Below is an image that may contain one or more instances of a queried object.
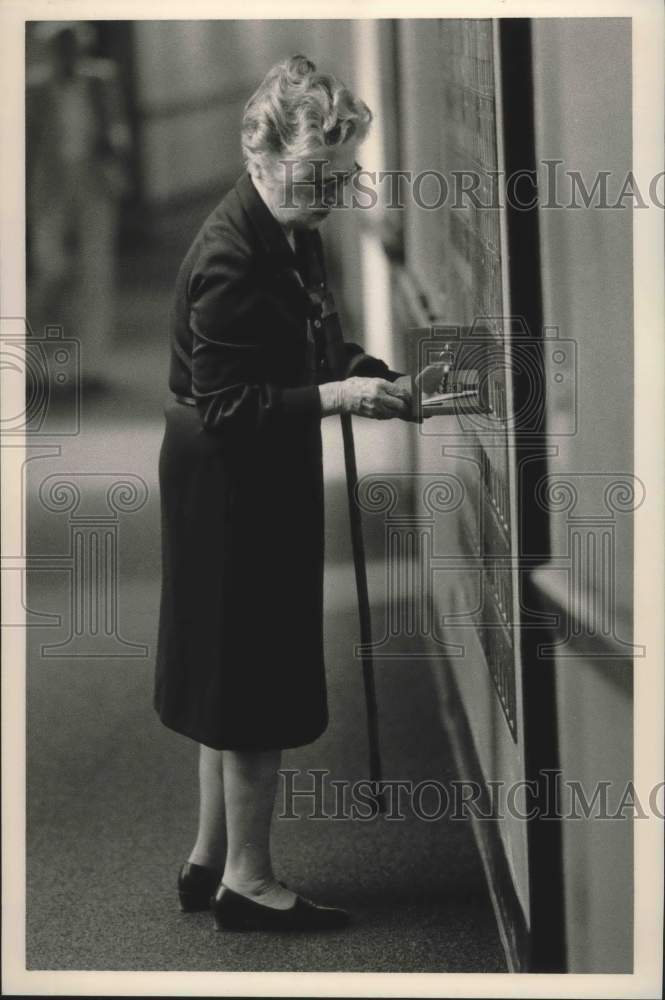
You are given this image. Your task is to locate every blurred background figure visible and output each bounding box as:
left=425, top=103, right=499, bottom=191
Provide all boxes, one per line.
left=26, top=21, right=132, bottom=394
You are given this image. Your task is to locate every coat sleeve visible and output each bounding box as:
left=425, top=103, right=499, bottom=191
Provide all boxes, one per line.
left=189, top=231, right=322, bottom=435
left=342, top=343, right=403, bottom=382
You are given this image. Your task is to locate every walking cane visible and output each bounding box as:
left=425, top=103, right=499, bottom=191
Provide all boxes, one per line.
left=312, top=289, right=388, bottom=815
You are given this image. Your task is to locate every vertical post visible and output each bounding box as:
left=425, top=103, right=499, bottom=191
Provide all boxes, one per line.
left=352, top=20, right=393, bottom=364
left=498, top=17, right=566, bottom=971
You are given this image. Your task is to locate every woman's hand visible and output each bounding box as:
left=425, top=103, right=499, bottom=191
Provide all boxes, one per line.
left=343, top=377, right=410, bottom=419
left=319, top=378, right=410, bottom=420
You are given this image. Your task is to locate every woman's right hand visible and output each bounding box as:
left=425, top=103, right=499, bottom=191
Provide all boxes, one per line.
left=319, top=378, right=410, bottom=420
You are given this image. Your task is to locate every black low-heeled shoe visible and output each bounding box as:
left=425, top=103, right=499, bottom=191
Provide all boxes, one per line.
left=177, top=862, right=223, bottom=912
left=212, top=883, right=350, bottom=932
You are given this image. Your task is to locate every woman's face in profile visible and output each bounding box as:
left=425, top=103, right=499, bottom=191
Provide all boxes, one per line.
left=269, top=138, right=361, bottom=230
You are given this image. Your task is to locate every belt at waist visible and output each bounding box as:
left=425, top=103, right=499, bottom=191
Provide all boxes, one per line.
left=173, top=393, right=196, bottom=407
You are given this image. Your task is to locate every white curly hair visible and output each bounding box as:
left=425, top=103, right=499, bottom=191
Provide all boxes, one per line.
left=241, top=54, right=372, bottom=179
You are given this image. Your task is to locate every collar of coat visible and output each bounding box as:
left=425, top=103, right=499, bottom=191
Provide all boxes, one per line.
left=235, top=169, right=324, bottom=273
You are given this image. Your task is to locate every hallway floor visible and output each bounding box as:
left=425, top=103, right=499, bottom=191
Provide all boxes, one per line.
left=23, top=239, right=506, bottom=973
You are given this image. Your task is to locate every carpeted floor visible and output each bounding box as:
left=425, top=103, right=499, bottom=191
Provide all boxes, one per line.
left=26, top=586, right=505, bottom=973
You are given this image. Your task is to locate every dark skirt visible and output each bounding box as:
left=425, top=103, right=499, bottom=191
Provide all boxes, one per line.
left=153, top=397, right=328, bottom=750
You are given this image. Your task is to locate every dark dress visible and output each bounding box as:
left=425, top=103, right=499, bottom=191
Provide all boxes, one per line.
left=154, top=170, right=399, bottom=751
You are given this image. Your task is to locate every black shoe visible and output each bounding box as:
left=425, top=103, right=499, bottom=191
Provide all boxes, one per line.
left=212, top=883, right=350, bottom=932
left=177, top=861, right=223, bottom=912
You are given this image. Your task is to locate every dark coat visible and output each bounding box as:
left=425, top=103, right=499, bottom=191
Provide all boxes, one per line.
left=154, top=170, right=398, bottom=751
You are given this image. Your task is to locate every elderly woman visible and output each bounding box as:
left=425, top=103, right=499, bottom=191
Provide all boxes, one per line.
left=154, top=54, right=412, bottom=932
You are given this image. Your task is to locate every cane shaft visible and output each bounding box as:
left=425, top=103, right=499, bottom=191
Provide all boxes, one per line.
left=320, top=300, right=386, bottom=809
left=339, top=413, right=384, bottom=793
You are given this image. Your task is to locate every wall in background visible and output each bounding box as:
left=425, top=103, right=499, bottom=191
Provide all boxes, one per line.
left=131, top=19, right=370, bottom=339
left=386, top=17, right=635, bottom=971
left=395, top=17, right=533, bottom=929
left=531, top=17, right=634, bottom=973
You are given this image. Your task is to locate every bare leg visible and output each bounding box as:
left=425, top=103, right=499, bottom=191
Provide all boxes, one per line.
left=221, top=748, right=295, bottom=909
left=187, top=744, right=227, bottom=870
